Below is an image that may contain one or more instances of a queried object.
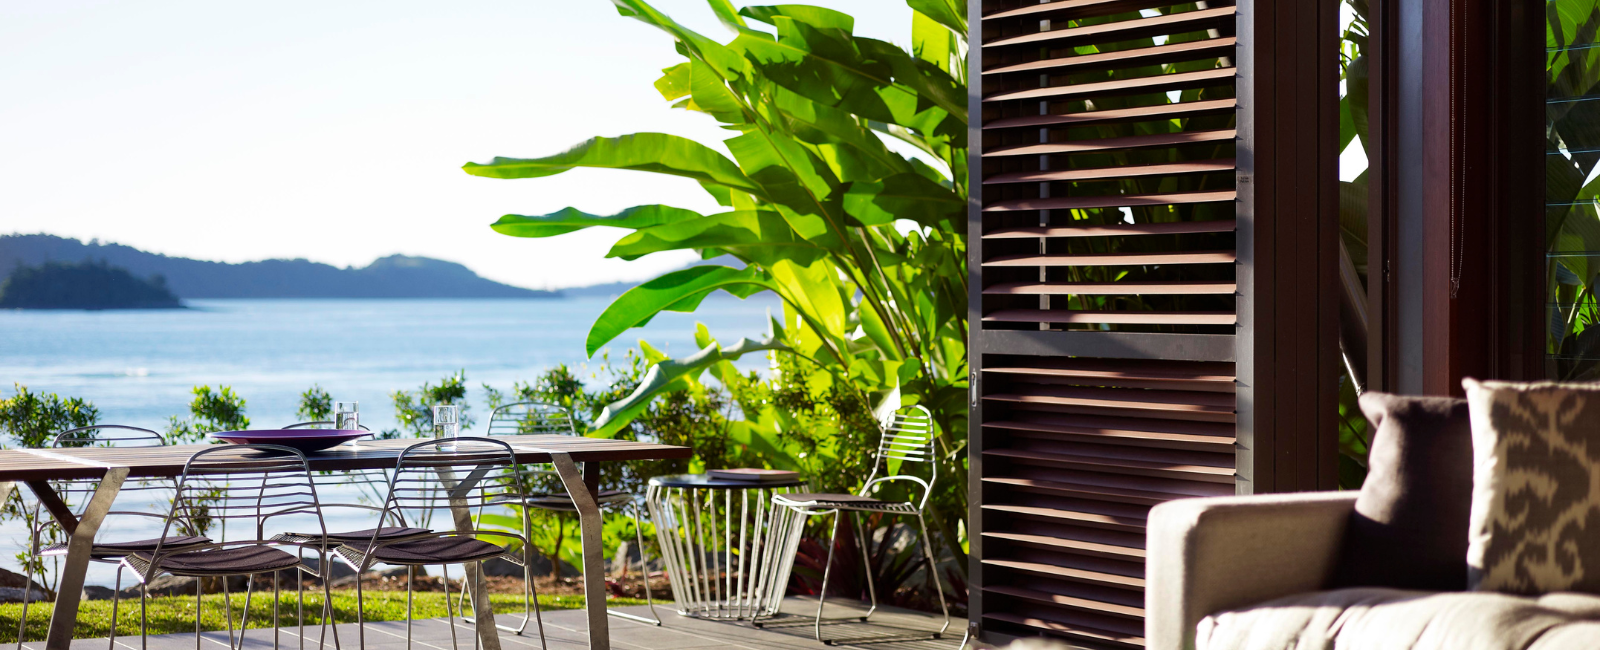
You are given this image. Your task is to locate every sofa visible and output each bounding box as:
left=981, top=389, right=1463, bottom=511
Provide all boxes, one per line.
left=1145, top=386, right=1600, bottom=650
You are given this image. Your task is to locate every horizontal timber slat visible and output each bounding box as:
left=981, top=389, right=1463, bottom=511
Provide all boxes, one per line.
left=983, top=476, right=1196, bottom=506
left=982, top=531, right=1146, bottom=559
left=982, top=310, right=1237, bottom=325
left=983, top=585, right=1146, bottom=619
left=985, top=38, right=1238, bottom=77
left=985, top=99, right=1237, bottom=130
left=984, top=250, right=1236, bottom=266
left=984, top=282, right=1237, bottom=296
left=982, top=0, right=1175, bottom=22
left=984, top=612, right=1146, bottom=647
left=986, top=448, right=1236, bottom=482
left=982, top=559, right=1145, bottom=588
left=981, top=504, right=1146, bottom=532
left=984, top=130, right=1236, bottom=158
left=986, top=67, right=1235, bottom=103
left=985, top=7, right=1237, bottom=50
left=983, top=419, right=1236, bottom=449
left=984, top=161, right=1236, bottom=185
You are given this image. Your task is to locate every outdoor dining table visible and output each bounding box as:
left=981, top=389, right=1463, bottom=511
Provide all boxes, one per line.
left=0, top=434, right=689, bottom=650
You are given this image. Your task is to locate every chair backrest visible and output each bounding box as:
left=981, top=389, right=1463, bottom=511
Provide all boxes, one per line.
left=160, top=445, right=326, bottom=546
left=368, top=437, right=528, bottom=553
left=34, top=426, right=168, bottom=537
left=485, top=402, right=576, bottom=436
left=861, top=405, right=938, bottom=508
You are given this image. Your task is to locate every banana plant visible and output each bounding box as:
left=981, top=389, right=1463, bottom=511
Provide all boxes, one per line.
left=1548, top=0, right=1600, bottom=380
left=464, top=0, right=971, bottom=570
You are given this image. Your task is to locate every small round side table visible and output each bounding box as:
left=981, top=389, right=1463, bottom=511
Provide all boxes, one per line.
left=645, top=473, right=809, bottom=620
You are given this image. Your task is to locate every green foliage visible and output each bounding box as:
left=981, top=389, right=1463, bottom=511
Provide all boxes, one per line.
left=0, top=590, right=632, bottom=642
left=1547, top=0, right=1600, bottom=379
left=0, top=384, right=99, bottom=449
left=386, top=371, right=474, bottom=439
left=165, top=386, right=248, bottom=445
left=466, top=0, right=971, bottom=574
left=1336, top=0, right=1372, bottom=488
left=297, top=385, right=333, bottom=421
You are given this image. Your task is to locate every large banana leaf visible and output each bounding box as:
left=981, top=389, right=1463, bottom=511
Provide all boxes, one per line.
left=463, top=133, right=764, bottom=198
left=606, top=209, right=827, bottom=266
left=590, top=335, right=789, bottom=437
left=491, top=205, right=703, bottom=238
left=585, top=264, right=774, bottom=356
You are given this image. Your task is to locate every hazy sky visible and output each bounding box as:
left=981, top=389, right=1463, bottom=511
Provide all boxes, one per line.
left=0, top=1, right=914, bottom=289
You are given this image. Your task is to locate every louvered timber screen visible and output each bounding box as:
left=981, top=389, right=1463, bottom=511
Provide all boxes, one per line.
left=971, top=1, right=1239, bottom=647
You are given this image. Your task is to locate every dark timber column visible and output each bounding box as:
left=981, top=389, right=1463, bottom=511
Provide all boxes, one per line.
left=1235, top=0, right=1341, bottom=493
left=969, top=1, right=1338, bottom=647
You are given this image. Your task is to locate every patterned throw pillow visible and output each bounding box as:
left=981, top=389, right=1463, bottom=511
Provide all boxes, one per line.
left=1462, top=378, right=1600, bottom=594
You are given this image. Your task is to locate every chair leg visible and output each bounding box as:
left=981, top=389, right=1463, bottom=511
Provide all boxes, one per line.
left=631, top=504, right=662, bottom=626
left=16, top=562, right=31, bottom=649
left=853, top=512, right=878, bottom=622
left=238, top=575, right=257, bottom=650
left=109, top=565, right=124, bottom=650
left=813, top=510, right=843, bottom=643
left=140, top=581, right=149, bottom=650
left=353, top=574, right=365, bottom=650
left=195, top=576, right=203, bottom=650
left=297, top=575, right=305, bottom=650
left=272, top=572, right=281, bottom=650
left=404, top=568, right=414, bottom=650
left=319, top=561, right=338, bottom=650
left=442, top=564, right=458, bottom=650
left=526, top=557, right=547, bottom=650
left=914, top=512, right=950, bottom=638
left=223, top=577, right=237, bottom=650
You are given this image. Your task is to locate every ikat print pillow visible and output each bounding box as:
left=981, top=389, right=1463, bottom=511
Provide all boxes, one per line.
left=1462, top=378, right=1600, bottom=594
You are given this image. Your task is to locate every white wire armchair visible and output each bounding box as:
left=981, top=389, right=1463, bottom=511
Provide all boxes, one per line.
left=768, top=404, right=950, bottom=645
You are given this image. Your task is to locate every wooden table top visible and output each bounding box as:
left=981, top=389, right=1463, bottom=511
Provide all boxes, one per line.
left=0, top=435, right=690, bottom=481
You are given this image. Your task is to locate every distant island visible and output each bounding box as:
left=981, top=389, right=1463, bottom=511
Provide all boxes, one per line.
left=0, top=234, right=555, bottom=299
left=0, top=260, right=183, bottom=310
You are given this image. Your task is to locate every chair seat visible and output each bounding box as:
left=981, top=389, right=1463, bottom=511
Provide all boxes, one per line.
left=133, top=545, right=302, bottom=577
left=773, top=492, right=917, bottom=513
left=521, top=489, right=632, bottom=512
left=42, top=535, right=211, bottom=559
left=371, top=537, right=507, bottom=565
left=283, top=526, right=431, bottom=544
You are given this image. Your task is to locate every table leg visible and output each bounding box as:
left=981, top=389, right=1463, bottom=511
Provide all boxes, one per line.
left=547, top=452, right=608, bottom=650
left=443, top=469, right=502, bottom=650
left=41, top=467, right=127, bottom=650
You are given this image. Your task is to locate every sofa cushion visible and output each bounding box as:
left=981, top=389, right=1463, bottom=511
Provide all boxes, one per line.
left=1197, top=587, right=1600, bottom=650
left=1332, top=392, right=1473, bottom=590
left=1463, top=379, right=1600, bottom=594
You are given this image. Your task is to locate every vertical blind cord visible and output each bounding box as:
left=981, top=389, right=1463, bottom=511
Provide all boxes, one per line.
left=1449, top=9, right=1465, bottom=300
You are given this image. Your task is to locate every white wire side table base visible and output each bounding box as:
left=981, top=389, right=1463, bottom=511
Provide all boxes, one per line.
left=645, top=474, right=809, bottom=620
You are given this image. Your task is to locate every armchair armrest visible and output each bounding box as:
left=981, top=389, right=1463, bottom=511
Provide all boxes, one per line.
left=1145, top=491, right=1358, bottom=650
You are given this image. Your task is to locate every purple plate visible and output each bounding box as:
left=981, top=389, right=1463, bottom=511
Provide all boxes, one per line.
left=208, top=429, right=370, bottom=453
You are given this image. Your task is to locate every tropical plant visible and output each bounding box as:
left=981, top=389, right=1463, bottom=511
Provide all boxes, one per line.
left=297, top=385, right=333, bottom=422
left=386, top=371, right=474, bottom=439
left=463, top=0, right=972, bottom=573
left=1547, top=0, right=1600, bottom=380
left=0, top=384, right=99, bottom=450
left=1336, top=0, right=1373, bottom=488
left=166, top=386, right=249, bottom=444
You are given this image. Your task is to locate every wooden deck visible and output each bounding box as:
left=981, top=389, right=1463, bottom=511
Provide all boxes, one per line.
left=46, top=598, right=967, bottom=650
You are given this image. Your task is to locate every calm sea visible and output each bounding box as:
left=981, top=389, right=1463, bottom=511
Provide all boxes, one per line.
left=0, top=296, right=778, bottom=586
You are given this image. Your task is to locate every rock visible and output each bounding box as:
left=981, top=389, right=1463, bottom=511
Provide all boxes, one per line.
left=297, top=556, right=357, bottom=582
left=0, top=587, right=51, bottom=603
left=0, top=567, right=49, bottom=596
left=480, top=557, right=523, bottom=578
left=81, top=585, right=117, bottom=601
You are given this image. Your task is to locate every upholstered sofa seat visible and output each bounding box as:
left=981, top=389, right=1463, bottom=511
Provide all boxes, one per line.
left=1197, top=587, right=1600, bottom=650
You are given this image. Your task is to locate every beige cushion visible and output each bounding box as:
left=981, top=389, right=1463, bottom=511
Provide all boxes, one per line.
left=1197, top=587, right=1600, bottom=650
left=1462, top=379, right=1600, bottom=594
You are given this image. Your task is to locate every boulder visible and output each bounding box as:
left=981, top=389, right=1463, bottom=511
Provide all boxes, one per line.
left=0, top=567, right=49, bottom=596
left=81, top=585, right=117, bottom=601
left=0, top=587, right=51, bottom=603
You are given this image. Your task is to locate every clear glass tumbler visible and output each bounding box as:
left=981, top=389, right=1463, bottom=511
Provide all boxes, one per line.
left=335, top=402, right=359, bottom=430
left=434, top=404, right=460, bottom=451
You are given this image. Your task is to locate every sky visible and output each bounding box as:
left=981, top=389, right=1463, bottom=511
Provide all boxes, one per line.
left=0, top=0, right=914, bottom=290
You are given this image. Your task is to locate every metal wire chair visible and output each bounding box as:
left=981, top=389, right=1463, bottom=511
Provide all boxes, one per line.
left=349, top=438, right=534, bottom=650
left=467, top=402, right=661, bottom=635
left=14, top=425, right=209, bottom=650
left=119, top=445, right=339, bottom=650
left=769, top=405, right=950, bottom=645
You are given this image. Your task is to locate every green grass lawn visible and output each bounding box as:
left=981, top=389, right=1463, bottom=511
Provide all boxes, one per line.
left=0, top=591, right=651, bottom=641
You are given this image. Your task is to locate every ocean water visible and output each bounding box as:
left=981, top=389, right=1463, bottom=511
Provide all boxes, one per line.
left=0, top=296, right=779, bottom=587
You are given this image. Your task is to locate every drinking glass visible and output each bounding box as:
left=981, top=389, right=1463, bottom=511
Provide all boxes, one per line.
left=335, top=402, right=359, bottom=430
left=434, top=404, right=460, bottom=451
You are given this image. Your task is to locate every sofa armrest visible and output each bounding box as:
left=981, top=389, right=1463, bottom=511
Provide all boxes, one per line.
left=1145, top=491, right=1358, bottom=650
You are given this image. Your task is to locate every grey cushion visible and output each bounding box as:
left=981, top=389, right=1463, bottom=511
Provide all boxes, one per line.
left=1198, top=587, right=1600, bottom=650
left=1333, top=392, right=1473, bottom=590
left=1463, top=379, right=1600, bottom=594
